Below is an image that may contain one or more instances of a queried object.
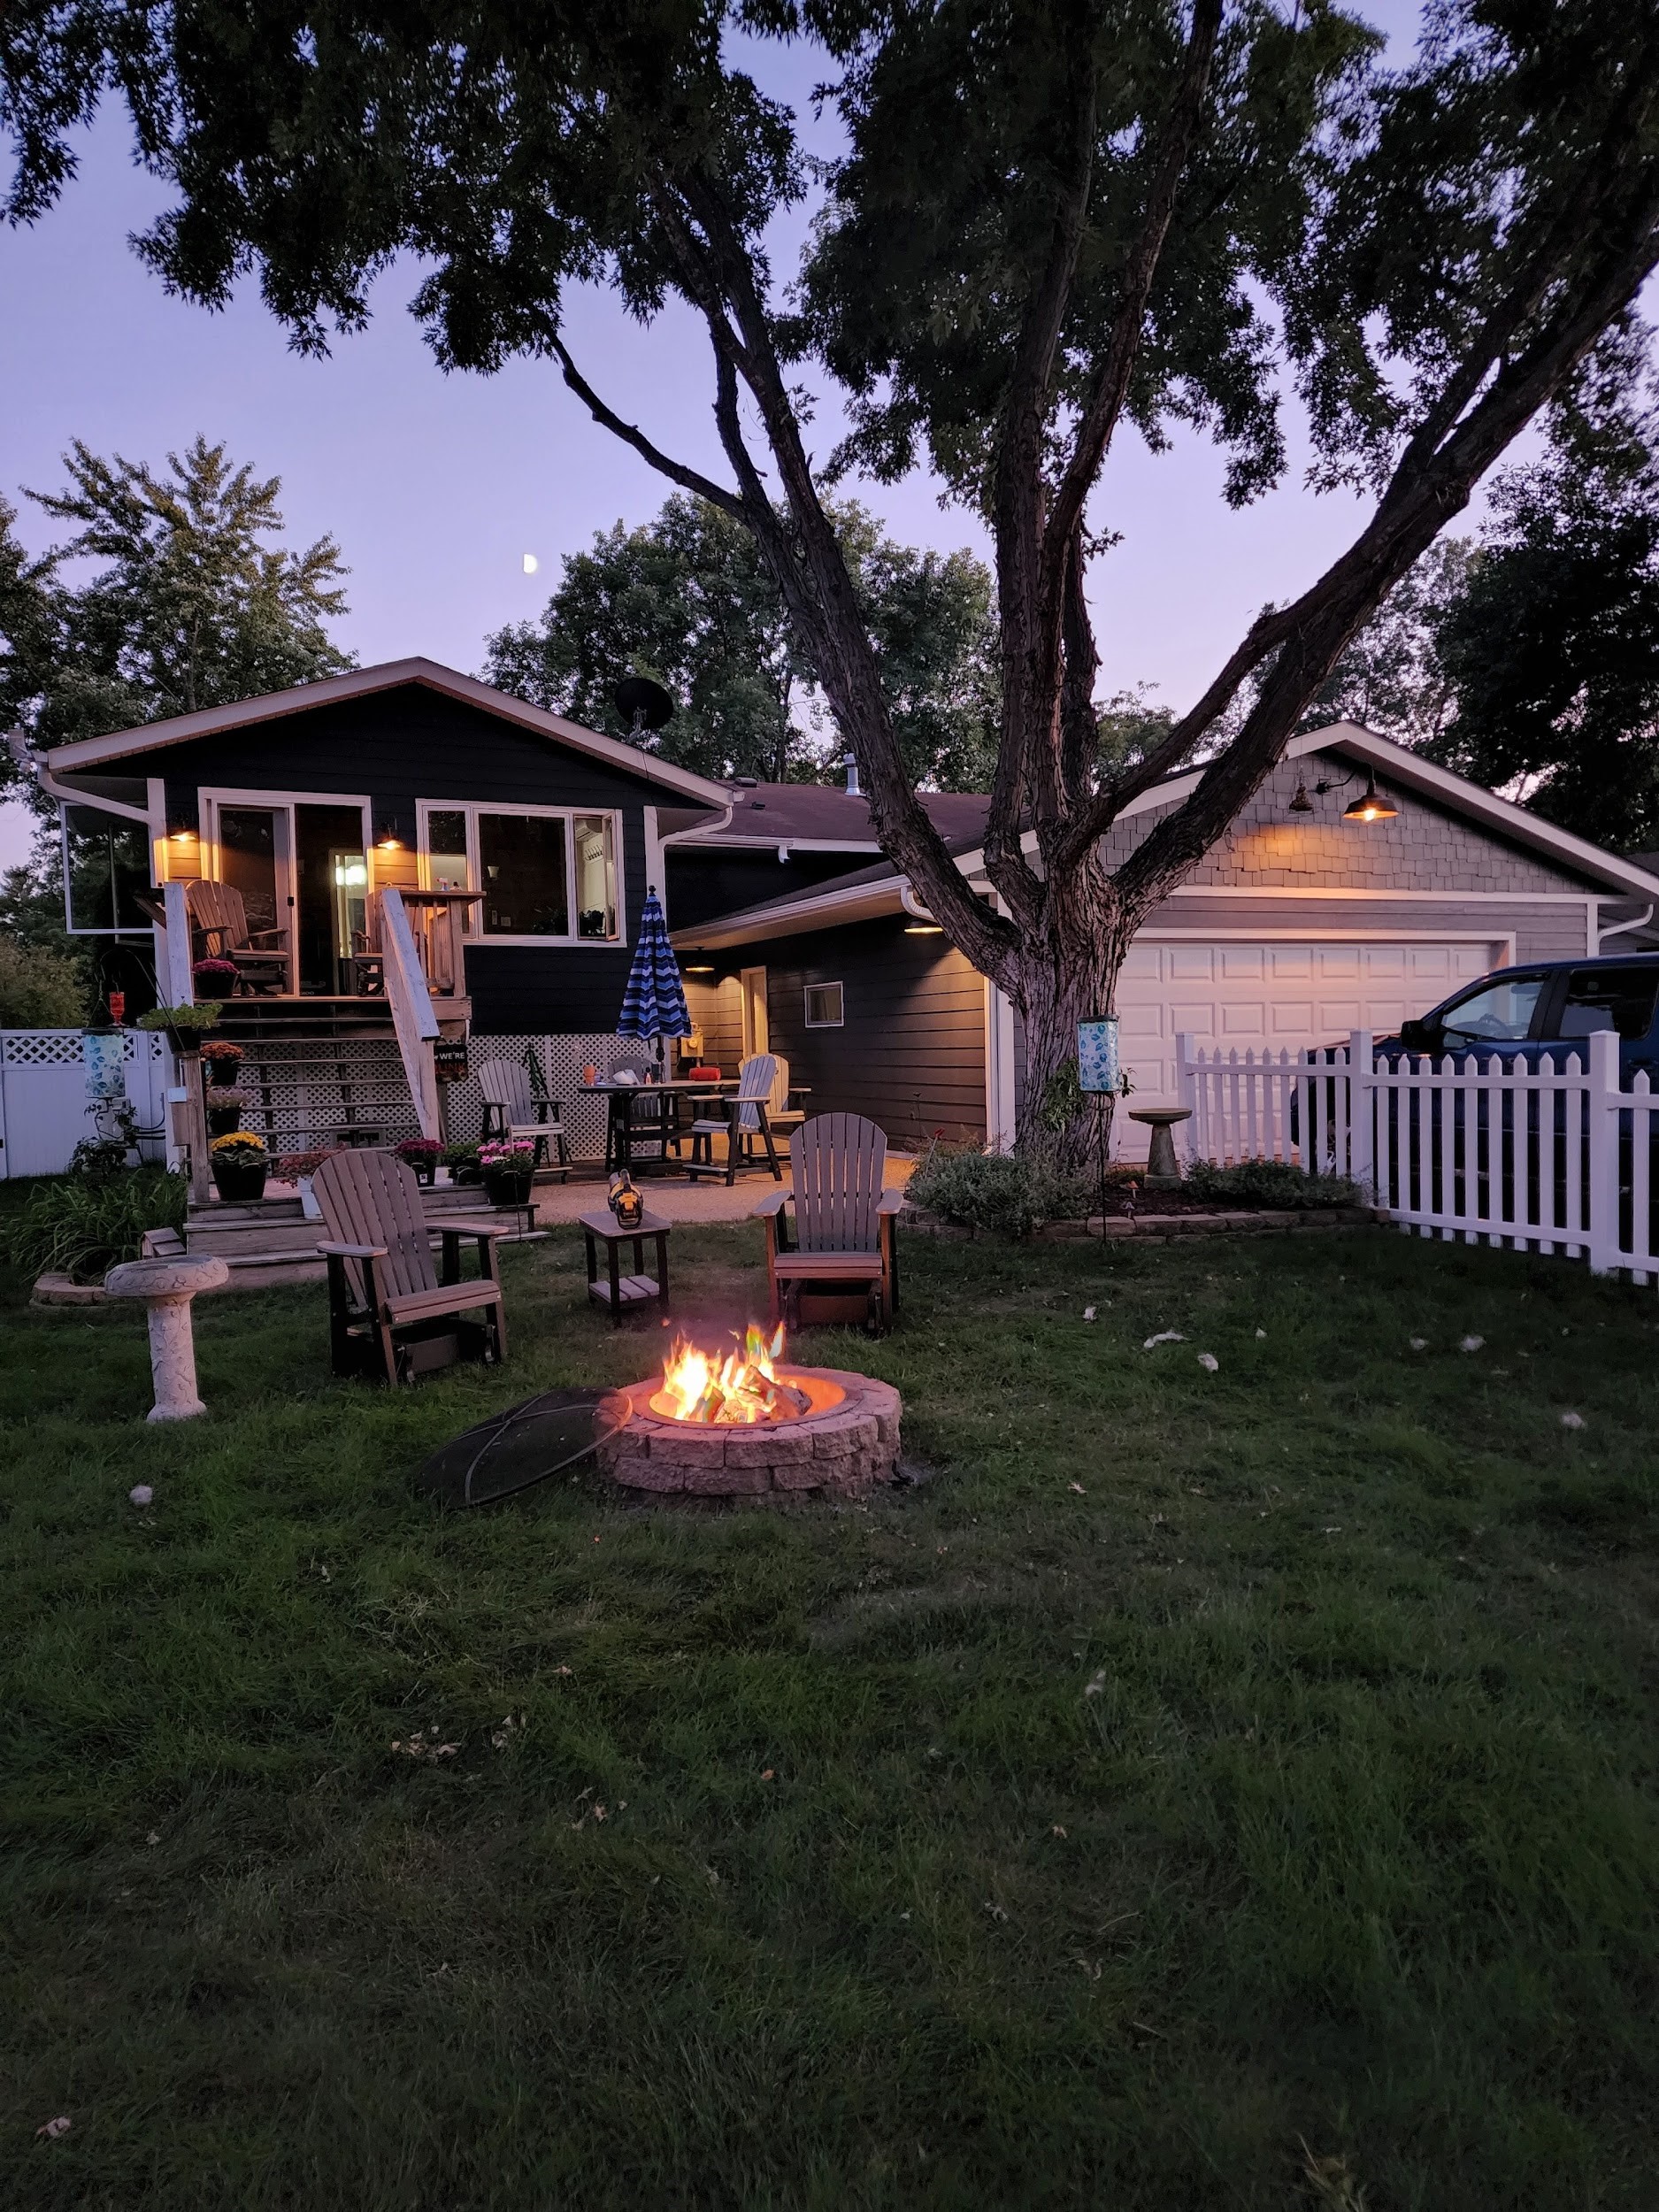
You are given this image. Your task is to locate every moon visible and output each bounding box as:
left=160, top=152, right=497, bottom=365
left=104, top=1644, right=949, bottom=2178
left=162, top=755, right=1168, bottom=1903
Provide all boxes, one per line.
left=522, top=553, right=539, bottom=574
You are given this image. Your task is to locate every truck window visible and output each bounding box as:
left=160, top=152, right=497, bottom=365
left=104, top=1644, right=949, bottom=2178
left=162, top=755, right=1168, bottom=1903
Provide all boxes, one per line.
left=1437, top=974, right=1547, bottom=1046
left=1560, top=966, right=1659, bottom=1041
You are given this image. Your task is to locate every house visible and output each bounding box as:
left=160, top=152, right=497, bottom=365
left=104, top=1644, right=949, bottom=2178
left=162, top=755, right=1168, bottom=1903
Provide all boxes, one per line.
left=667, top=724, right=1659, bottom=1157
left=33, top=663, right=1659, bottom=1164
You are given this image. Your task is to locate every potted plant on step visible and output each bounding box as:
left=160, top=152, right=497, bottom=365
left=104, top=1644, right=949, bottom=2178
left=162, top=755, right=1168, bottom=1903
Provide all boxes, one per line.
left=210, top=1131, right=268, bottom=1202
left=203, top=1039, right=244, bottom=1088
left=396, top=1135, right=443, bottom=1187
left=205, top=1086, right=246, bottom=1136
left=137, top=1001, right=224, bottom=1056
left=443, top=1141, right=482, bottom=1186
left=479, top=1138, right=535, bottom=1207
left=193, top=956, right=239, bottom=1000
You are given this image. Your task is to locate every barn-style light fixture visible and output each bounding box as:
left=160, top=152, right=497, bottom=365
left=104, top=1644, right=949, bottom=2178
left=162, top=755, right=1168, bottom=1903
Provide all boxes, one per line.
left=1342, top=772, right=1398, bottom=823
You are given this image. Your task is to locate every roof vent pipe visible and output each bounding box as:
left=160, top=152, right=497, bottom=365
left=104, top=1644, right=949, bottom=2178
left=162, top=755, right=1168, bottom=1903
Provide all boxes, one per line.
left=843, top=752, right=860, bottom=796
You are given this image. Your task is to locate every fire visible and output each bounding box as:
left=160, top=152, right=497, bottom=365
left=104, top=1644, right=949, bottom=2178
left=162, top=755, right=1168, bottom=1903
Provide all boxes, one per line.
left=660, top=1321, right=793, bottom=1424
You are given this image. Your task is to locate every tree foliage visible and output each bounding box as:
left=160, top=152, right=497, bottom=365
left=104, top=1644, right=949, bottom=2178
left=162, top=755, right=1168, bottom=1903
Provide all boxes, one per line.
left=4, top=436, right=352, bottom=763
left=1303, top=537, right=1471, bottom=747
left=483, top=494, right=998, bottom=787
left=8, top=3, right=1659, bottom=1161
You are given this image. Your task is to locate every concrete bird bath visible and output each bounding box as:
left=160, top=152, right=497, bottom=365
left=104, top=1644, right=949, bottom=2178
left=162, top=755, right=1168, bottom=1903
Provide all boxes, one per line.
left=103, top=1254, right=229, bottom=1420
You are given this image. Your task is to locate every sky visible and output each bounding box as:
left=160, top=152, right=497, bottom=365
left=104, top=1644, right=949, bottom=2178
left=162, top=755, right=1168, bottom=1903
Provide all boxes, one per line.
left=2, top=0, right=1458, bottom=873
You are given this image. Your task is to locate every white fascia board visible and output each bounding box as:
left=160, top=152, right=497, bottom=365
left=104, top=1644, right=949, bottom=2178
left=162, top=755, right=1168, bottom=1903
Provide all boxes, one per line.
left=674, top=879, right=908, bottom=948
left=670, top=832, right=885, bottom=854
left=41, top=657, right=733, bottom=809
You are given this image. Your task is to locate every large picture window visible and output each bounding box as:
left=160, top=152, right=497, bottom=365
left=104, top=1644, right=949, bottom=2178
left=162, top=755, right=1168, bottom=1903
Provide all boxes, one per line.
left=62, top=805, right=152, bottom=935
left=416, top=803, right=623, bottom=944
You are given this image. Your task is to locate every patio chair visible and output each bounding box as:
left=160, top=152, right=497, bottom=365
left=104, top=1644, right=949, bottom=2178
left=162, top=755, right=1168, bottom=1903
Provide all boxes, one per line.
left=754, top=1112, right=903, bottom=1331
left=184, top=879, right=288, bottom=995
left=477, top=1055, right=569, bottom=1179
left=312, top=1147, right=510, bottom=1384
left=604, top=1046, right=678, bottom=1170
left=765, top=1055, right=808, bottom=1146
left=686, top=1052, right=781, bottom=1183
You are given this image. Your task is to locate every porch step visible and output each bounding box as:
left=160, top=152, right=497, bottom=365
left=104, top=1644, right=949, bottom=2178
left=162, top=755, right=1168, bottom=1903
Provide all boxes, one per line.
left=215, top=996, right=396, bottom=1043
left=214, top=1028, right=420, bottom=1161
left=183, top=1179, right=544, bottom=1271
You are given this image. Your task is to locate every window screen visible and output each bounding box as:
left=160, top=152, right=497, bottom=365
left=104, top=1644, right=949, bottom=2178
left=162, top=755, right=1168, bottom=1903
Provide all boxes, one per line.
left=479, top=812, right=569, bottom=937
left=1560, top=966, right=1659, bottom=1041
left=62, top=805, right=152, bottom=934
left=573, top=814, right=618, bottom=939
left=426, top=810, right=470, bottom=893
left=803, top=981, right=844, bottom=1027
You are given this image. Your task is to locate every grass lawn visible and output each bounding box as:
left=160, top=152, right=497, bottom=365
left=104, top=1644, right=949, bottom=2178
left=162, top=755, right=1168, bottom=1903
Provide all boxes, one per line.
left=3, top=1215, right=1656, bottom=2209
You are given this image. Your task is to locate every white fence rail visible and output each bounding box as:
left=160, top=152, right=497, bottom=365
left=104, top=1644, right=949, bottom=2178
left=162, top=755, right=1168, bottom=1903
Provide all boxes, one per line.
left=1178, top=1026, right=1659, bottom=1282
left=0, top=1030, right=171, bottom=1180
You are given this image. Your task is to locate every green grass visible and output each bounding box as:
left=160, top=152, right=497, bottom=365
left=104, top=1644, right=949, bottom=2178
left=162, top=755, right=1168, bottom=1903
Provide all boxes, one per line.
left=3, top=1217, right=1656, bottom=2209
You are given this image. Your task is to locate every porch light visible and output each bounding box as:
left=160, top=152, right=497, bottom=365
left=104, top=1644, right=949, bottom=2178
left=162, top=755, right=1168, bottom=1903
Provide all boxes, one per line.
left=376, top=828, right=404, bottom=850
left=904, top=923, right=943, bottom=934
left=170, top=826, right=197, bottom=844
left=1343, top=772, right=1398, bottom=823
left=684, top=961, right=715, bottom=974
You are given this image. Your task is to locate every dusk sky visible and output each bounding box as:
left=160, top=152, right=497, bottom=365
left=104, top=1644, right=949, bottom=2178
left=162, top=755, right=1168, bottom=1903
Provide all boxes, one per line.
left=4, top=1, right=1455, bottom=872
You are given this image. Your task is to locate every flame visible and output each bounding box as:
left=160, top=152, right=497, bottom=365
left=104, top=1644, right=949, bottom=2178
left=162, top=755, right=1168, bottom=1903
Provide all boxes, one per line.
left=661, top=1321, right=788, bottom=1424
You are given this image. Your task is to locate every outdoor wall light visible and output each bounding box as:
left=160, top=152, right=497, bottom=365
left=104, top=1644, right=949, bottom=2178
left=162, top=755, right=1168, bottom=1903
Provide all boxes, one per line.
left=1342, top=772, right=1398, bottom=823
left=684, top=961, right=715, bottom=974
left=903, top=923, right=944, bottom=934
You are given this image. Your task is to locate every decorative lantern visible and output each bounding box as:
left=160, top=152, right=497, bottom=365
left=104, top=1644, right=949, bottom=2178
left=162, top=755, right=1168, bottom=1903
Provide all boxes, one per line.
left=607, top=1169, right=645, bottom=1230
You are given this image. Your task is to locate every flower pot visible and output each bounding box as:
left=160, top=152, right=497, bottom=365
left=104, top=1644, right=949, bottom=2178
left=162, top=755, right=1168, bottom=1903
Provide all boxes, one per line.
left=204, top=1056, right=242, bottom=1087
left=211, top=1157, right=268, bottom=1203
left=206, top=1103, right=242, bottom=1136
left=403, top=1158, right=437, bottom=1187
left=482, top=1166, right=534, bottom=1208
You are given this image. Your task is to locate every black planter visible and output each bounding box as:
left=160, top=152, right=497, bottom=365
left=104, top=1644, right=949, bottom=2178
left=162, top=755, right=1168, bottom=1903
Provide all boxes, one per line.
left=211, top=1158, right=268, bottom=1203
left=402, top=1157, right=438, bottom=1187
left=204, top=1057, right=242, bottom=1088
left=206, top=1104, right=242, bottom=1136
left=482, top=1166, right=534, bottom=1208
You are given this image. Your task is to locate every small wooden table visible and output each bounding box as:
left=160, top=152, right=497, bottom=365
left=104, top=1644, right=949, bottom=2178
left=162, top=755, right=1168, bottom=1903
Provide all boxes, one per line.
left=580, top=1208, right=672, bottom=1325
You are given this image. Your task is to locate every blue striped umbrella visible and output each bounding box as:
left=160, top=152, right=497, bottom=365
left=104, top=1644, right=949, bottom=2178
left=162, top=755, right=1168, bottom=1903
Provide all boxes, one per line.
left=617, top=889, right=690, bottom=1056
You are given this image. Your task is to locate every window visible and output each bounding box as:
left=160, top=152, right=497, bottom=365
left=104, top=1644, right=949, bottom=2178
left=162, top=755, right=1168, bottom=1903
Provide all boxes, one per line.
left=804, top=981, right=844, bottom=1028
left=1560, top=965, right=1659, bottom=1041
left=1436, top=973, right=1546, bottom=1047
left=417, top=803, right=623, bottom=942
left=480, top=812, right=568, bottom=936
left=61, top=805, right=152, bottom=935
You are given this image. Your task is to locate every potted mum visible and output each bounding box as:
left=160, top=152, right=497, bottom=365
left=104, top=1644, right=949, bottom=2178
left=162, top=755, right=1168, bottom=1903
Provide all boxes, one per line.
left=210, top=1131, right=268, bottom=1202
left=480, top=1137, right=535, bottom=1207
left=203, top=1038, right=244, bottom=1087
left=193, top=956, right=239, bottom=999
left=205, top=1086, right=246, bottom=1136
left=137, top=1001, right=223, bottom=1055
left=396, top=1135, right=444, bottom=1187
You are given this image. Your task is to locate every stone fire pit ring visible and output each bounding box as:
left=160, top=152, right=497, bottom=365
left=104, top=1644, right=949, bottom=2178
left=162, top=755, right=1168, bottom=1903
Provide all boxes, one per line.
left=596, top=1364, right=901, bottom=1499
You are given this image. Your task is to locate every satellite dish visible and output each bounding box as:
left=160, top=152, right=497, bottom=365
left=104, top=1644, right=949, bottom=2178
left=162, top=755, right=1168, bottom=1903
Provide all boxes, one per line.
left=615, top=675, right=675, bottom=733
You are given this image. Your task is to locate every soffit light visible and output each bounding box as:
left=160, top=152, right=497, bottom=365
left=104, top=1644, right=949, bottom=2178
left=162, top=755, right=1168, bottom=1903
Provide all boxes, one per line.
left=904, top=922, right=944, bottom=934
left=1343, top=772, right=1398, bottom=823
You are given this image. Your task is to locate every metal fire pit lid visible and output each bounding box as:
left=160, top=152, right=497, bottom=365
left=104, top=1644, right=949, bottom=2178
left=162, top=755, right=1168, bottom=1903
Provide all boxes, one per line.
left=413, top=1387, right=620, bottom=1509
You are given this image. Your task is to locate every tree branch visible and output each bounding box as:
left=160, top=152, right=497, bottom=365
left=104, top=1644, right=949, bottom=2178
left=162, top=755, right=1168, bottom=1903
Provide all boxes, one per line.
left=544, top=327, right=747, bottom=520
left=1044, top=0, right=1223, bottom=567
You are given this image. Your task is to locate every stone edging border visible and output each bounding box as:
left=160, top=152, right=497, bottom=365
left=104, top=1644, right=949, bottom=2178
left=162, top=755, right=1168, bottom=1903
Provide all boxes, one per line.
left=907, top=1205, right=1382, bottom=1245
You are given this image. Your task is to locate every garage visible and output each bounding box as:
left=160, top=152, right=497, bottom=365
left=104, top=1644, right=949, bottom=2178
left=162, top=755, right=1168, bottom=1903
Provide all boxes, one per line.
left=1111, top=937, right=1506, bottom=1145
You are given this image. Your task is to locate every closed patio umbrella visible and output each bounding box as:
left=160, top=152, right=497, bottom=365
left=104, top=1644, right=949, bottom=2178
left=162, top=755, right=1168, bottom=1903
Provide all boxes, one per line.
left=617, top=888, right=690, bottom=1071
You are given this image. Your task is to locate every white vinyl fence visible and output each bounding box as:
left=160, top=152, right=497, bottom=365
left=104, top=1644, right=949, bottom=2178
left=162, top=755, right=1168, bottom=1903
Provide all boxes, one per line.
left=1179, top=1026, right=1659, bottom=1283
left=0, top=1030, right=172, bottom=1180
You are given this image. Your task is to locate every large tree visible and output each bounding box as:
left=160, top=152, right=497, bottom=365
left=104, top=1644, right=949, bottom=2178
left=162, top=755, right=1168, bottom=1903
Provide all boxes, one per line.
left=483, top=493, right=998, bottom=788
left=2, top=435, right=352, bottom=770
left=10, top=4, right=1659, bottom=1160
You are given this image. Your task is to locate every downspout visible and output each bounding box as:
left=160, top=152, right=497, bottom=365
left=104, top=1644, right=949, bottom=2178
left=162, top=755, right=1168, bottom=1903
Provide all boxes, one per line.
left=1596, top=902, right=1655, bottom=954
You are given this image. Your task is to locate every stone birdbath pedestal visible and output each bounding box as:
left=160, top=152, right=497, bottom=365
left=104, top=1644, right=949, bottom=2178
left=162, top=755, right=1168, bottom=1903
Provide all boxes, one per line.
left=103, top=1254, right=230, bottom=1420
left=1126, top=1105, right=1193, bottom=1187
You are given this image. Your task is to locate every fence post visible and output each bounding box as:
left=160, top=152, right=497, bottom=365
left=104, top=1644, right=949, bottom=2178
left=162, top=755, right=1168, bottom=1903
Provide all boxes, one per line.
left=1175, top=1033, right=1196, bottom=1164
left=1587, top=1027, right=1621, bottom=1276
left=1348, top=1029, right=1373, bottom=1196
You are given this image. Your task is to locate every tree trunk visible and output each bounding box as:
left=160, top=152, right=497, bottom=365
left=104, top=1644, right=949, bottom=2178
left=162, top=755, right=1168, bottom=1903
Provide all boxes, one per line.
left=1006, top=853, right=1134, bottom=1176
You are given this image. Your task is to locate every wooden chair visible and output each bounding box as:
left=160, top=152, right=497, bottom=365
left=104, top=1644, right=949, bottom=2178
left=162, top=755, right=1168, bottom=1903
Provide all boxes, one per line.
left=184, top=879, right=289, bottom=995
left=754, top=1112, right=903, bottom=1331
left=686, top=1052, right=781, bottom=1183
left=477, top=1056, right=569, bottom=1179
left=312, top=1148, right=510, bottom=1384
left=604, top=1048, right=677, bottom=1171
left=766, top=1055, right=808, bottom=1146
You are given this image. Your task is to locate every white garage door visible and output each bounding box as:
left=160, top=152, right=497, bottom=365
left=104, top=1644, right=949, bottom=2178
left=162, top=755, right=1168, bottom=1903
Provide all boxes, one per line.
left=1113, top=937, right=1503, bottom=1146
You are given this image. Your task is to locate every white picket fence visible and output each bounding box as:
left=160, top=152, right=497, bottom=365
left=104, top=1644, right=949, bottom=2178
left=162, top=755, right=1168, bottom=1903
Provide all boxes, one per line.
left=0, top=1029, right=172, bottom=1179
left=1179, top=1027, right=1659, bottom=1282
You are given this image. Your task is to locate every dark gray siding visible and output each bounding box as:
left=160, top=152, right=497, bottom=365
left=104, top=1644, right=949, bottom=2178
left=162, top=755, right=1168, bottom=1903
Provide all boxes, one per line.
left=118, top=683, right=701, bottom=1036
left=667, top=847, right=873, bottom=932
left=751, top=918, right=986, bottom=1148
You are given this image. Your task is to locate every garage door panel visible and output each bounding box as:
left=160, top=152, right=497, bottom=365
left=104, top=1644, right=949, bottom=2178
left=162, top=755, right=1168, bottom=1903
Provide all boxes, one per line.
left=1110, top=935, right=1503, bottom=1151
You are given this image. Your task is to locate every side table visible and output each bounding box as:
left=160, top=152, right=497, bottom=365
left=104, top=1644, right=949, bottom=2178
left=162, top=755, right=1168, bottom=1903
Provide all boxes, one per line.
left=580, top=1209, right=672, bottom=1325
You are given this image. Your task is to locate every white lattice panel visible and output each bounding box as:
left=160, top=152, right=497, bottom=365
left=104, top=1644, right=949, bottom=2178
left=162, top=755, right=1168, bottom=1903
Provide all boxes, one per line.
left=445, top=1033, right=642, bottom=1160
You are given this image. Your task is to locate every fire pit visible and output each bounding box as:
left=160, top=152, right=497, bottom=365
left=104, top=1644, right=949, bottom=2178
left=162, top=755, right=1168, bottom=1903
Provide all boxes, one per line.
left=597, top=1324, right=901, bottom=1499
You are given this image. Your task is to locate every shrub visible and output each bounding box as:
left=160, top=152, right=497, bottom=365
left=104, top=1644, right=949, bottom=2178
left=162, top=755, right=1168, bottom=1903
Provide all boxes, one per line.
left=4, top=1165, right=188, bottom=1283
left=908, top=1143, right=1088, bottom=1239
left=0, top=934, right=88, bottom=1028
left=1183, top=1157, right=1361, bottom=1210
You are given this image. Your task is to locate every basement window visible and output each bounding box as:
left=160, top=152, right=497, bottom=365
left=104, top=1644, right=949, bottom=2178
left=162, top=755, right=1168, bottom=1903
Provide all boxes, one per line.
left=803, top=981, right=844, bottom=1028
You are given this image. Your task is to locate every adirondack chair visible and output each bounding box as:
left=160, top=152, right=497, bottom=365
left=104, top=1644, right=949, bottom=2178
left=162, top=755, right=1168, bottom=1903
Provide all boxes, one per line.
left=685, top=1052, right=781, bottom=1183
left=312, top=1147, right=510, bottom=1383
left=753, top=1112, right=903, bottom=1331
left=477, top=1056, right=569, bottom=1178
left=185, top=879, right=288, bottom=995
left=765, top=1055, right=808, bottom=1146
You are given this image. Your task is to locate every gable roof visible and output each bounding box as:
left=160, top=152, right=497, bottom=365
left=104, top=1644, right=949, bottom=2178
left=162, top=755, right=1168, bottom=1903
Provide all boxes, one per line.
left=36, top=657, right=734, bottom=810
left=676, top=721, right=1659, bottom=949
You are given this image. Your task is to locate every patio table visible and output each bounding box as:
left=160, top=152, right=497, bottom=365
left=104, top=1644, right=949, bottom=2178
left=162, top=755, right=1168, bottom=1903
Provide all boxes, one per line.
left=581, top=1079, right=734, bottom=1174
